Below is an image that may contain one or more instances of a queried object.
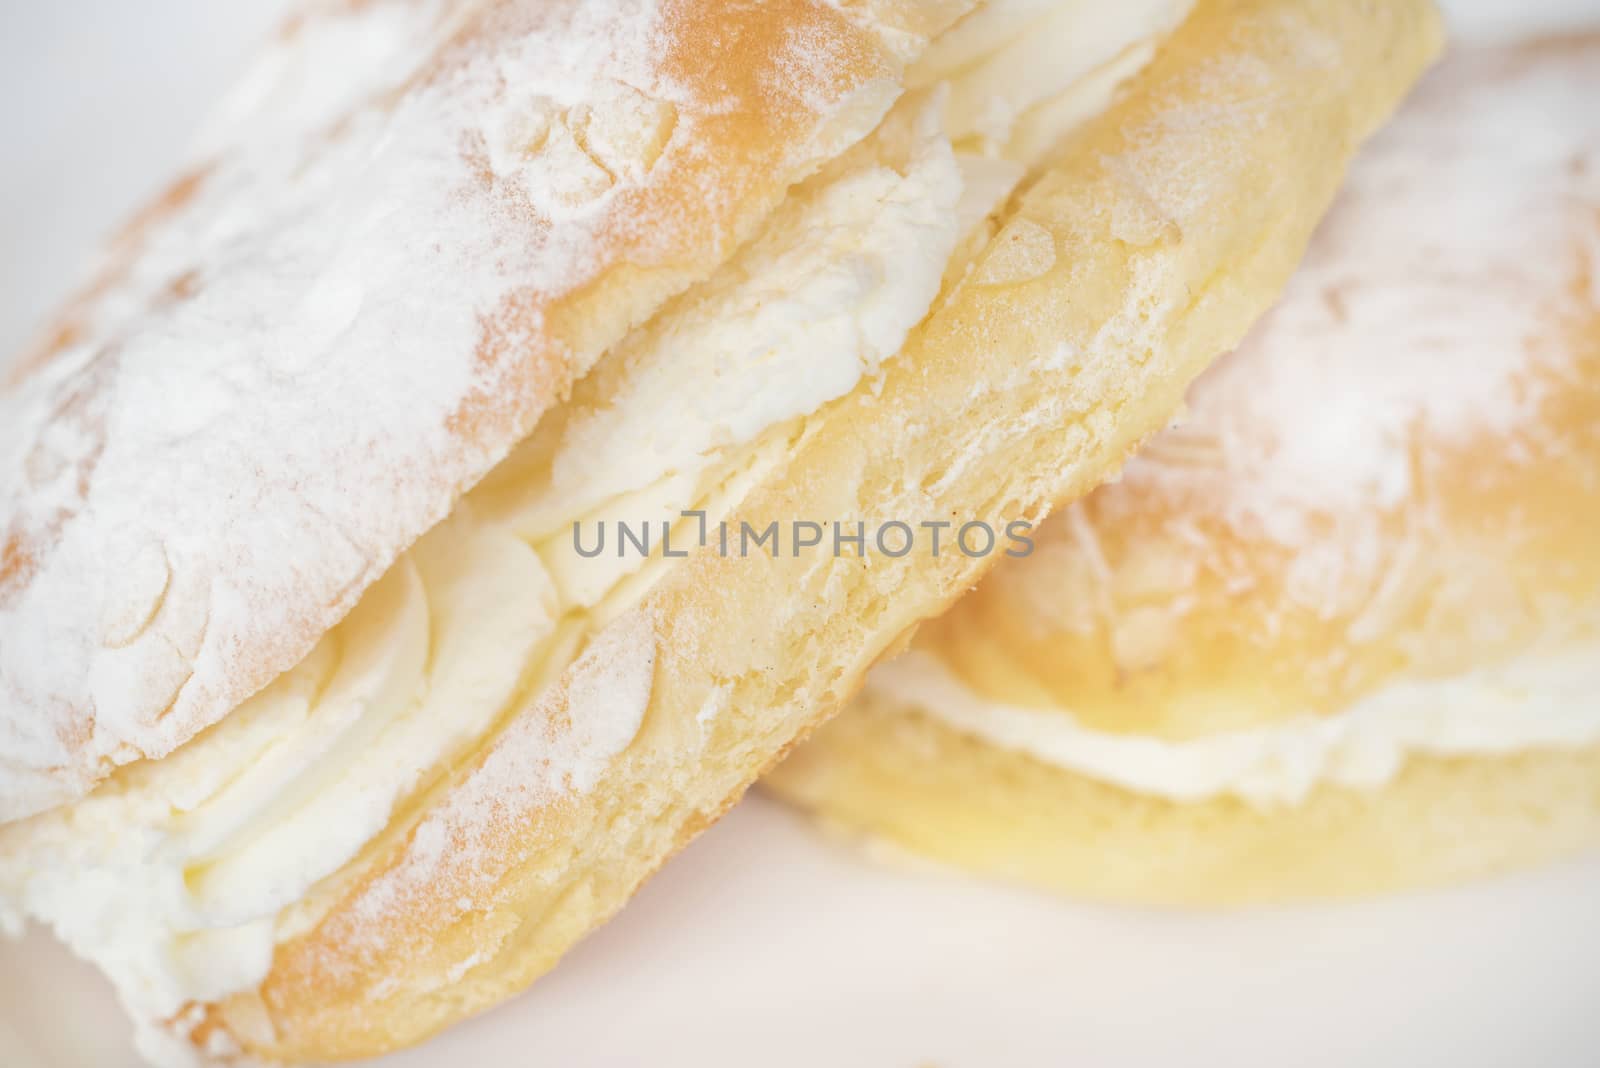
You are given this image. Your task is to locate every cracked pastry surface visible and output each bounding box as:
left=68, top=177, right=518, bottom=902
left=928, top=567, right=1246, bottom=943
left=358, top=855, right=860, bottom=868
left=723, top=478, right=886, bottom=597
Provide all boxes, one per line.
left=769, top=35, right=1600, bottom=904
left=0, top=0, right=1439, bottom=1061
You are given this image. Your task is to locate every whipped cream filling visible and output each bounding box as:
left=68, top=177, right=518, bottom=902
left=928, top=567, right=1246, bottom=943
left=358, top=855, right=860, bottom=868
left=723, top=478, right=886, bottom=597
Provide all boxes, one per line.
left=0, top=0, right=1188, bottom=1037
left=871, top=646, right=1600, bottom=807
left=914, top=0, right=1192, bottom=156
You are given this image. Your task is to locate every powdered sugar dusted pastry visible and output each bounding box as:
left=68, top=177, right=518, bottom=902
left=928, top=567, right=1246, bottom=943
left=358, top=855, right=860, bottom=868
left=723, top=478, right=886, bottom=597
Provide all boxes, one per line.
left=769, top=35, right=1600, bottom=905
left=0, top=0, right=1438, bottom=1062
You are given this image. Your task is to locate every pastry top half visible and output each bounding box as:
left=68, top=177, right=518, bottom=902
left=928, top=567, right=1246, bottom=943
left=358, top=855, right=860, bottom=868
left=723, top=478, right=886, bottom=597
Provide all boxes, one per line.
left=0, top=0, right=1440, bottom=1062
left=867, top=34, right=1600, bottom=808
left=0, top=0, right=969, bottom=821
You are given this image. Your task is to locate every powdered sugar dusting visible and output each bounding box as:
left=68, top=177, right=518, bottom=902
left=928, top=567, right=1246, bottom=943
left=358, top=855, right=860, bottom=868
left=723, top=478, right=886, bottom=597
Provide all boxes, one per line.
left=0, top=0, right=904, bottom=821
left=1115, top=41, right=1599, bottom=580
left=192, top=0, right=470, bottom=160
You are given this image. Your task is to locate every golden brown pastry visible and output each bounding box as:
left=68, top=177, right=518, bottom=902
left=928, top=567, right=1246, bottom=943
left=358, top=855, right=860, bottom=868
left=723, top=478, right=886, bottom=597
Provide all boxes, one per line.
left=769, top=34, right=1600, bottom=906
left=0, top=0, right=1439, bottom=1061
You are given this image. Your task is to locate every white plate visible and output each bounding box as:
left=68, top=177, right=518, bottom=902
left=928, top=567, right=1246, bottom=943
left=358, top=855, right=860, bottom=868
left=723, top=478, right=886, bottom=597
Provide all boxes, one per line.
left=3, top=3, right=1598, bottom=1066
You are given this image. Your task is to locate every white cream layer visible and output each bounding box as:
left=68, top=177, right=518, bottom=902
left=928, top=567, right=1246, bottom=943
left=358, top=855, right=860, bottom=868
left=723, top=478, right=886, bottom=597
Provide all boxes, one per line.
left=871, top=646, right=1600, bottom=807
left=0, top=0, right=1189, bottom=1042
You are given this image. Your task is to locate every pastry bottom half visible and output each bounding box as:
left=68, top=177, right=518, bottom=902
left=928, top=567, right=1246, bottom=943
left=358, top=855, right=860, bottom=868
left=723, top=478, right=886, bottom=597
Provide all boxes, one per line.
left=766, top=693, right=1600, bottom=905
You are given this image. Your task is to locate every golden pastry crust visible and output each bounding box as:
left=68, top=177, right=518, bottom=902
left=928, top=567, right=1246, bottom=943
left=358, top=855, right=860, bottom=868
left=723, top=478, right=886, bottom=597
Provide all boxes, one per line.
left=768, top=36, right=1600, bottom=903
left=0, top=0, right=924, bottom=821
left=190, top=0, right=1441, bottom=1059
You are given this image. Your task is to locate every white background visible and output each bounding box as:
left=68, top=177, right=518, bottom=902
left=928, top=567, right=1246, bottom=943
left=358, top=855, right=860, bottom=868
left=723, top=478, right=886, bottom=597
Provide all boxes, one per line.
left=3, top=3, right=1599, bottom=1067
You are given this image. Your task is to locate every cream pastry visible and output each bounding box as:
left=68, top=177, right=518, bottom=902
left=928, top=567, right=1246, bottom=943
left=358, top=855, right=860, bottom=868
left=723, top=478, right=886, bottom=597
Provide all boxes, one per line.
left=0, top=0, right=1439, bottom=1062
left=769, top=34, right=1600, bottom=905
